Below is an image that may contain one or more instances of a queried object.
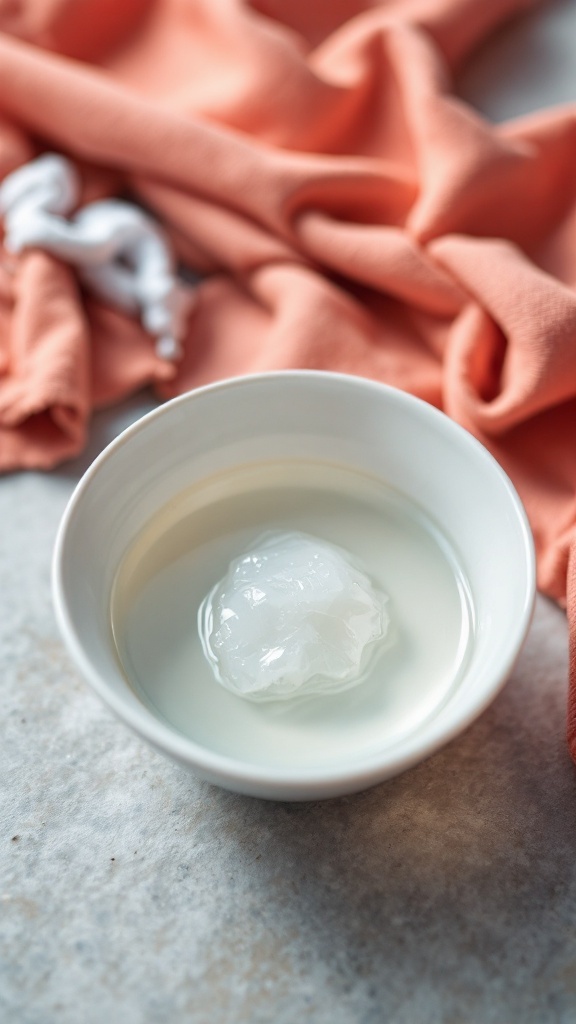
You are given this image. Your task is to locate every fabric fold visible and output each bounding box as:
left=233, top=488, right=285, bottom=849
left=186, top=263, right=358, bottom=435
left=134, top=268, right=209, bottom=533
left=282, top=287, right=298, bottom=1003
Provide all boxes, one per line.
left=0, top=251, right=90, bottom=469
left=431, top=236, right=576, bottom=432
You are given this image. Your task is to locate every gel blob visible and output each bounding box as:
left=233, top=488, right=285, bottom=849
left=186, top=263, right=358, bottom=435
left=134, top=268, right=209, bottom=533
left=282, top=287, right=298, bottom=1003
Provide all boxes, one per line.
left=199, top=531, right=391, bottom=701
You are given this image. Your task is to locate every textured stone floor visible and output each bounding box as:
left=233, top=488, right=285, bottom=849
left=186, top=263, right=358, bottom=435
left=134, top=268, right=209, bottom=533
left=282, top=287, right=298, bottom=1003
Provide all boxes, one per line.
left=1, top=394, right=575, bottom=1024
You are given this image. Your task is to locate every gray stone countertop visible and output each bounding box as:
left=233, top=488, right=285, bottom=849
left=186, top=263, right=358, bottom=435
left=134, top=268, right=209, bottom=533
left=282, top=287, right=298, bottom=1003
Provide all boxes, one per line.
left=3, top=3, right=576, bottom=1020
left=2, top=404, right=576, bottom=1024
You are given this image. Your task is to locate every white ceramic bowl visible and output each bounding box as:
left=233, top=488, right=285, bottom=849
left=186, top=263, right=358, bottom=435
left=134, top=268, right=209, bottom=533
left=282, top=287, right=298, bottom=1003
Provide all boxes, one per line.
left=52, top=372, right=535, bottom=800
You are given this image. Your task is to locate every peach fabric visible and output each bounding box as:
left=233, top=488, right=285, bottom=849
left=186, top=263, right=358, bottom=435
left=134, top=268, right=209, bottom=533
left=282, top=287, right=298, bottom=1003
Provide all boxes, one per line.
left=0, top=0, right=575, bottom=751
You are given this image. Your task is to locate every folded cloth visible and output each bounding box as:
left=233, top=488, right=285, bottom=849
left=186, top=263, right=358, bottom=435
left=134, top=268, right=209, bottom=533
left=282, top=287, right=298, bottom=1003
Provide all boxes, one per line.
left=0, top=0, right=575, bottom=756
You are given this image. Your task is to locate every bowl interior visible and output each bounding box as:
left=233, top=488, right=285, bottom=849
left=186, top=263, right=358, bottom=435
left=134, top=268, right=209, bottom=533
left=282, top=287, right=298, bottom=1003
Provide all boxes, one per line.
left=53, top=373, right=535, bottom=799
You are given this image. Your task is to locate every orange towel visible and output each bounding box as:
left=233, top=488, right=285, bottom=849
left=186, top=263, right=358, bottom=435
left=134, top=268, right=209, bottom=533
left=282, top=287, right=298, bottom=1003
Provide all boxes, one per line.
left=0, top=0, right=575, bottom=754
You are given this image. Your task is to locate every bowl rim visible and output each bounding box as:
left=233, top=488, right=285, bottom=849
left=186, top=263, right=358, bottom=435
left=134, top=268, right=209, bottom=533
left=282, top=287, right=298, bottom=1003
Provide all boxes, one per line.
left=52, top=370, right=536, bottom=798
